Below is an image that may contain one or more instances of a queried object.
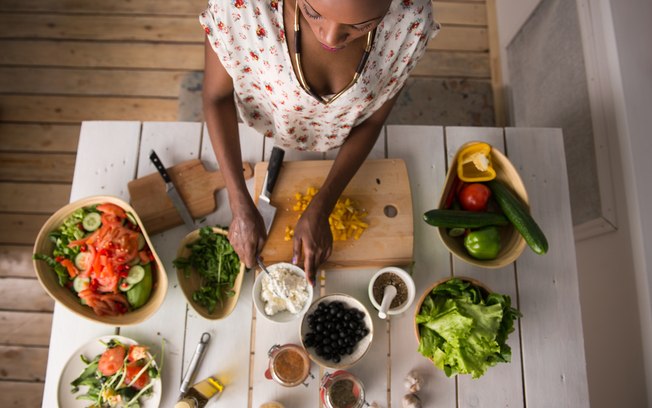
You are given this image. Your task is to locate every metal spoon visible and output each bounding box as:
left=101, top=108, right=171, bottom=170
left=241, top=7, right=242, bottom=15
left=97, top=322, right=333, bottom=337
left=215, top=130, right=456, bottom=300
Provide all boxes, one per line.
left=257, top=256, right=290, bottom=300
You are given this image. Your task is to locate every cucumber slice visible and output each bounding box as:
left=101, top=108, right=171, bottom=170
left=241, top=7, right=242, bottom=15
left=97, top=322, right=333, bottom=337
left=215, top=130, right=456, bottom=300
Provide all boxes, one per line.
left=126, top=265, right=145, bottom=285
left=73, top=276, right=90, bottom=292
left=137, top=233, right=146, bottom=251
left=82, top=212, right=102, bottom=231
left=448, top=227, right=466, bottom=237
left=119, top=280, right=134, bottom=292
left=74, top=252, right=92, bottom=270
left=126, top=212, right=138, bottom=226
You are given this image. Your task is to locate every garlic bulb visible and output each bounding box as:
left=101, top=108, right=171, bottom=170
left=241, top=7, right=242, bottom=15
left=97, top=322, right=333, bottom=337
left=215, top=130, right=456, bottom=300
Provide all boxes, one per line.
left=402, top=393, right=422, bottom=408
left=403, top=370, right=423, bottom=393
left=369, top=403, right=381, bottom=408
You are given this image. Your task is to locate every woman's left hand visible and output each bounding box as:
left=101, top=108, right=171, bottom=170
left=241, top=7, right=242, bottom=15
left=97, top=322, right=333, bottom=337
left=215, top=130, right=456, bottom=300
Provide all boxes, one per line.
left=292, top=203, right=333, bottom=286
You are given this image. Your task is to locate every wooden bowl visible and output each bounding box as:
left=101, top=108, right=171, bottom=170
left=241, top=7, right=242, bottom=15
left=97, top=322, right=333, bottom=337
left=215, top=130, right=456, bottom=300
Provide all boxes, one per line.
left=176, top=227, right=245, bottom=320
left=438, top=142, right=528, bottom=268
left=413, top=276, right=491, bottom=343
left=32, top=196, right=167, bottom=326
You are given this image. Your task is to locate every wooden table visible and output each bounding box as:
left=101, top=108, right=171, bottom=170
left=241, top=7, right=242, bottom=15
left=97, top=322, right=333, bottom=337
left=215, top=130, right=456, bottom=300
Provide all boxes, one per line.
left=42, top=122, right=589, bottom=407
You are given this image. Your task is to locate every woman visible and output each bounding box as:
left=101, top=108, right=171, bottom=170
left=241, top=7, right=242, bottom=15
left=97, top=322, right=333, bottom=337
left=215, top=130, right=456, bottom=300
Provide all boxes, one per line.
left=201, top=0, right=437, bottom=284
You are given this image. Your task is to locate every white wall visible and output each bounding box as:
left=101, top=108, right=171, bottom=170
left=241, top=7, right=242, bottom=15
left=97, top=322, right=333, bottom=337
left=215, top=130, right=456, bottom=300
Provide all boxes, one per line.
left=602, top=0, right=652, bottom=404
left=495, top=0, right=651, bottom=406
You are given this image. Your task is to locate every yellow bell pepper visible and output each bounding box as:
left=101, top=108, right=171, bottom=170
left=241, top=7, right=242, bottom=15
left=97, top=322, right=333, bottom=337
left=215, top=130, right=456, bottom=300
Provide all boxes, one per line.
left=456, top=142, right=497, bottom=182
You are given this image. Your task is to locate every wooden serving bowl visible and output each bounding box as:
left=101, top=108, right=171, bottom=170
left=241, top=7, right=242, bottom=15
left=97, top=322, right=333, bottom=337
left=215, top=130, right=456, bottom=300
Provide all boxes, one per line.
left=438, top=143, right=528, bottom=268
left=32, top=195, right=168, bottom=326
left=413, top=276, right=491, bottom=343
left=176, top=227, right=245, bottom=320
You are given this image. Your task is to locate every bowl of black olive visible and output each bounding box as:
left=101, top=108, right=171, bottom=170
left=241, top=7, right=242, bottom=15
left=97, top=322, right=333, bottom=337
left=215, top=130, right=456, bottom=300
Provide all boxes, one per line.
left=300, top=293, right=373, bottom=369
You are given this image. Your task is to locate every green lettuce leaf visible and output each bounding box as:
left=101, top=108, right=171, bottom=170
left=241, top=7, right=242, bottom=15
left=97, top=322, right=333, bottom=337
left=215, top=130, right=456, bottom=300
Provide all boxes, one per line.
left=416, top=278, right=521, bottom=378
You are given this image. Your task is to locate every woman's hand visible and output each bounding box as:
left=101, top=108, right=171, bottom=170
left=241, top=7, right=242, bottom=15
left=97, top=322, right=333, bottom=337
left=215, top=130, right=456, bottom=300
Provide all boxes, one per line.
left=292, top=202, right=333, bottom=286
left=228, top=200, right=267, bottom=269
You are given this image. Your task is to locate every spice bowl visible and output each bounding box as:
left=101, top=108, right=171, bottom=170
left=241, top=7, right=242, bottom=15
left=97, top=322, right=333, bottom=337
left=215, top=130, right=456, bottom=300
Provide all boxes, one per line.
left=368, top=266, right=416, bottom=318
left=437, top=142, right=528, bottom=268
left=252, top=262, right=313, bottom=323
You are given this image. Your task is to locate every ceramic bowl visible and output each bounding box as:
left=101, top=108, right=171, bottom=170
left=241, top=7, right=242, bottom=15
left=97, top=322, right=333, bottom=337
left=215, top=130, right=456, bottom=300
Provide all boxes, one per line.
left=32, top=195, right=167, bottom=326
left=413, top=276, right=491, bottom=343
left=176, top=227, right=245, bottom=320
left=252, top=262, right=313, bottom=323
left=368, top=266, right=416, bottom=317
left=438, top=142, right=528, bottom=268
left=300, top=293, right=373, bottom=370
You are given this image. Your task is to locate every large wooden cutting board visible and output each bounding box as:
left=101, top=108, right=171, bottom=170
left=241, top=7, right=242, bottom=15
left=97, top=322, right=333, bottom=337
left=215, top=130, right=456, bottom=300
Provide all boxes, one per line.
left=254, top=159, right=414, bottom=268
left=128, top=159, right=253, bottom=234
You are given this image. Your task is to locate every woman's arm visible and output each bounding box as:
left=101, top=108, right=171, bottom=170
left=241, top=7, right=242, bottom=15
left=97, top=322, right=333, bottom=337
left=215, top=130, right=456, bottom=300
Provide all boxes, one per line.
left=203, top=37, right=266, bottom=268
left=293, top=92, right=401, bottom=283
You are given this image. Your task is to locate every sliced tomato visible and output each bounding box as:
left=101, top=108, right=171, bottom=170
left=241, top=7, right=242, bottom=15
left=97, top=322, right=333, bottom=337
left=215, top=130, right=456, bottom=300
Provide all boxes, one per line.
left=98, top=345, right=126, bottom=376
left=128, top=345, right=150, bottom=362
left=125, top=360, right=150, bottom=390
left=97, top=203, right=126, bottom=219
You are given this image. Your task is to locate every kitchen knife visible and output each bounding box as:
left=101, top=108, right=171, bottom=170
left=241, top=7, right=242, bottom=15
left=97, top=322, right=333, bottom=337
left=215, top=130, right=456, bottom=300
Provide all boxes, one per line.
left=258, top=146, right=285, bottom=235
left=149, top=150, right=195, bottom=229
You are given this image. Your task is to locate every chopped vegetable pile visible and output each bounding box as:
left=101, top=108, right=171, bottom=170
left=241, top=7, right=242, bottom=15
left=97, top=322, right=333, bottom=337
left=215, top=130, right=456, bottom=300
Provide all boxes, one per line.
left=416, top=278, right=521, bottom=378
left=284, top=186, right=369, bottom=241
left=71, top=337, right=161, bottom=407
left=173, top=227, right=241, bottom=313
left=34, top=203, right=156, bottom=316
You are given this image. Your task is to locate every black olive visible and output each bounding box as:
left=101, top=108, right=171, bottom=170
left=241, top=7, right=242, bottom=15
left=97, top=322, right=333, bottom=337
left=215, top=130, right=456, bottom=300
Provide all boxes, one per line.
left=333, top=355, right=341, bottom=363
left=323, top=337, right=330, bottom=345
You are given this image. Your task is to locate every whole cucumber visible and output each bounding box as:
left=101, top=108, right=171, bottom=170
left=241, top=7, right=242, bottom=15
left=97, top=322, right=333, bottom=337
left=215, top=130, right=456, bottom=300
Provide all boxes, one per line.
left=487, top=180, right=548, bottom=254
left=423, top=209, right=509, bottom=229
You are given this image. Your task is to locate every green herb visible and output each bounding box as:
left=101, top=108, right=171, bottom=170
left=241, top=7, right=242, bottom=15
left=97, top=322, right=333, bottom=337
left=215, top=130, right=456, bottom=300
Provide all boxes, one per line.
left=415, top=278, right=521, bottom=378
left=33, top=206, right=96, bottom=287
left=173, top=227, right=241, bottom=313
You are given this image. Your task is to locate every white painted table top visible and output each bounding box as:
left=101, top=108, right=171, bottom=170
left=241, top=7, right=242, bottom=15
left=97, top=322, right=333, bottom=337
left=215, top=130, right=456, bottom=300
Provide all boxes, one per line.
left=41, top=122, right=589, bottom=408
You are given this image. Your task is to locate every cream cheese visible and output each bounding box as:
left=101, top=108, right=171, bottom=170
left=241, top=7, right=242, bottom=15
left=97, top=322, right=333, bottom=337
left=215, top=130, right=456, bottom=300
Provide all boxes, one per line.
left=261, top=267, right=309, bottom=315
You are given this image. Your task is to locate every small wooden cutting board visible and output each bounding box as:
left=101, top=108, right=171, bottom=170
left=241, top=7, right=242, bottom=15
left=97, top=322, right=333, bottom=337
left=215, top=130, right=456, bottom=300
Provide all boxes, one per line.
left=254, top=159, right=414, bottom=268
left=128, top=159, right=253, bottom=234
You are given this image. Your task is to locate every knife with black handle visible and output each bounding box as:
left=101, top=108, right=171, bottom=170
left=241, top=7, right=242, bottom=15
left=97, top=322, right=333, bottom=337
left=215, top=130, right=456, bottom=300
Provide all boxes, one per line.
left=149, top=150, right=195, bottom=229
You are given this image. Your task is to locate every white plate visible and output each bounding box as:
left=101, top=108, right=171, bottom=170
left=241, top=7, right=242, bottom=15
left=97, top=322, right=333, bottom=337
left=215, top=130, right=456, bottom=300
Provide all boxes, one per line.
left=57, top=335, right=162, bottom=408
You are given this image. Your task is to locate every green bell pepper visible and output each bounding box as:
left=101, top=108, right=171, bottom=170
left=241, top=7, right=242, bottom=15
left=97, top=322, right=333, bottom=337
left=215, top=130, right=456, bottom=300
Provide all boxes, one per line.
left=464, top=226, right=501, bottom=260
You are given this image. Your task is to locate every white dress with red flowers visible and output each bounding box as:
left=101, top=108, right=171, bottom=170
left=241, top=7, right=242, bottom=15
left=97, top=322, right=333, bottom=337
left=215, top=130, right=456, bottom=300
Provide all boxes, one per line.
left=200, top=0, right=437, bottom=152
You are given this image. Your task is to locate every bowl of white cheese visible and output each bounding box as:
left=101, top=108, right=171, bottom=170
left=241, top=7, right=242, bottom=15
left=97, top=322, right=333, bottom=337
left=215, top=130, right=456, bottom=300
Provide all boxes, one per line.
left=253, top=262, right=313, bottom=323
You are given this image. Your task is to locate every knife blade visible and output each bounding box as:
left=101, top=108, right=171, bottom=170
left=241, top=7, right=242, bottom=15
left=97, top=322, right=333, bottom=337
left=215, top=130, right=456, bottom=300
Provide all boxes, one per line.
left=149, top=150, right=196, bottom=229
left=258, top=146, right=285, bottom=235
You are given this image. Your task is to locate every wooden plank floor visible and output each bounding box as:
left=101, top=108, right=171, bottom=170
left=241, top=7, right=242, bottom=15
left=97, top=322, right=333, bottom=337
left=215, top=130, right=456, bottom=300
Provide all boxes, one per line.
left=0, top=0, right=498, bottom=406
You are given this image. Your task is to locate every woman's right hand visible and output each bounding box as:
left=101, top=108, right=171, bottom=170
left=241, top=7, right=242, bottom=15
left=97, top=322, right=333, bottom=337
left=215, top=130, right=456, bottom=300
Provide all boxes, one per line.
left=228, top=199, right=267, bottom=269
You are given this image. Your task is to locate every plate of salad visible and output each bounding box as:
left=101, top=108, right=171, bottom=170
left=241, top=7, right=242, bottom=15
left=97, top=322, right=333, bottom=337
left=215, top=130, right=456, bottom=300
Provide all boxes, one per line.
left=58, top=335, right=162, bottom=408
left=33, top=196, right=167, bottom=325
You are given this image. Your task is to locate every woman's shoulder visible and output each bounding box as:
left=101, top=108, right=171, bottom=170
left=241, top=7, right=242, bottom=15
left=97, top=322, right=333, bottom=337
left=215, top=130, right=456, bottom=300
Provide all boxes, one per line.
left=203, top=0, right=280, bottom=23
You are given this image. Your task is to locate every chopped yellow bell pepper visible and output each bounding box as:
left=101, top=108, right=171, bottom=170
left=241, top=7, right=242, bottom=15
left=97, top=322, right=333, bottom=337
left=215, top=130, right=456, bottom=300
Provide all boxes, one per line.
left=456, top=142, right=497, bottom=182
left=284, top=187, right=369, bottom=241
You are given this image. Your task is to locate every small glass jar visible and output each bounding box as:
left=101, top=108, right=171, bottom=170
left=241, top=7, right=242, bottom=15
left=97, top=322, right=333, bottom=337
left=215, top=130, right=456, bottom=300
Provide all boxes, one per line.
left=265, top=344, right=311, bottom=387
left=320, top=370, right=367, bottom=408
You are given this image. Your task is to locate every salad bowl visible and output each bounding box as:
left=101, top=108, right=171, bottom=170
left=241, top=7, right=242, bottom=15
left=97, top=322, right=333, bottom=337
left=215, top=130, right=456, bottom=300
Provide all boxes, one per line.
left=33, top=195, right=167, bottom=326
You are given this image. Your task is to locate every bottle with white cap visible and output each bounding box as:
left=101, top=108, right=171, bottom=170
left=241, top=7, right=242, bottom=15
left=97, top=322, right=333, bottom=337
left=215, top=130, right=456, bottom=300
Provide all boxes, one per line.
left=175, top=376, right=224, bottom=408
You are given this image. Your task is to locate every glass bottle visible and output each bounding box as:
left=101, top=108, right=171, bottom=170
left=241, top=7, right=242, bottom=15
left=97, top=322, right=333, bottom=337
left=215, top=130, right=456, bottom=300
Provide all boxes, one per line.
left=175, top=376, right=224, bottom=408
left=320, top=370, right=367, bottom=408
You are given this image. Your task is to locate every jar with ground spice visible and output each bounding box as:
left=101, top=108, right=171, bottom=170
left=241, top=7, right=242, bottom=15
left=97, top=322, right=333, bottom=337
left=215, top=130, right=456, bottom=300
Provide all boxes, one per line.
left=265, top=344, right=312, bottom=387
left=368, top=267, right=416, bottom=317
left=320, top=370, right=367, bottom=408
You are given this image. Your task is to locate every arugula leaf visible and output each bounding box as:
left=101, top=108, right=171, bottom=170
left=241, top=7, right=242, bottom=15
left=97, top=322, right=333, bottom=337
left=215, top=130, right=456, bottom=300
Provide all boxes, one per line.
left=416, top=278, right=521, bottom=378
left=173, top=226, right=241, bottom=313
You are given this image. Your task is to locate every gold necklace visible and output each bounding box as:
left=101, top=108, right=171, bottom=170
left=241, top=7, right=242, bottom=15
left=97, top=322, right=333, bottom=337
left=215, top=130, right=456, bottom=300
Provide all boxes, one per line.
left=293, top=0, right=374, bottom=105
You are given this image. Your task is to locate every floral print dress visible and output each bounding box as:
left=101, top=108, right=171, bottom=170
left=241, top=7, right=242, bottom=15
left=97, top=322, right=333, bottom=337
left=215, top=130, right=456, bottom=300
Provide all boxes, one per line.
left=200, top=0, right=438, bottom=152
